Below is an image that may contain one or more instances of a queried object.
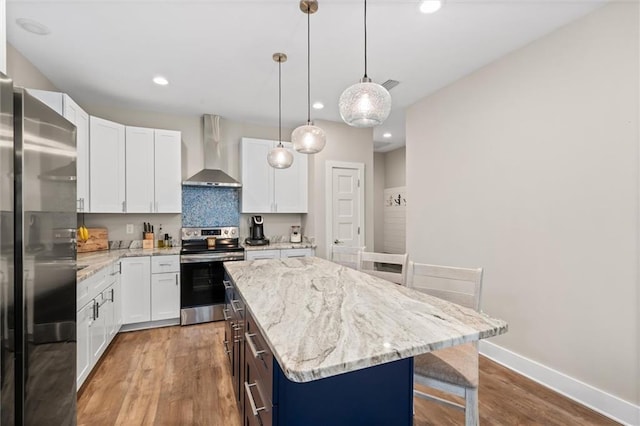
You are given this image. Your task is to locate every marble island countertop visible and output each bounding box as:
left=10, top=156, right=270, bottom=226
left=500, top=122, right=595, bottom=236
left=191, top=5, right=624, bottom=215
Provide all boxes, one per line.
left=77, top=247, right=181, bottom=281
left=224, top=257, right=507, bottom=384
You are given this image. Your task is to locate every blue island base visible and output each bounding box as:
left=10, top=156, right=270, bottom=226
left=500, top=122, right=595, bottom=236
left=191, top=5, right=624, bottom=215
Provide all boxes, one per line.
left=273, top=357, right=414, bottom=426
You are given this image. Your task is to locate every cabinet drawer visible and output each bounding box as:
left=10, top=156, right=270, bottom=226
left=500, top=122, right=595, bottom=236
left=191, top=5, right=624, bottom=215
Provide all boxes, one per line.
left=151, top=255, right=180, bottom=273
left=280, top=248, right=313, bottom=258
left=78, top=266, right=109, bottom=308
left=244, top=355, right=273, bottom=426
left=245, top=250, right=280, bottom=261
left=245, top=312, right=273, bottom=402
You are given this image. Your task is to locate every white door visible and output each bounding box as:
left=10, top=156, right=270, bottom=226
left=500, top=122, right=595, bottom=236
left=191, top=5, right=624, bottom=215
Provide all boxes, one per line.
left=154, top=129, right=182, bottom=213
left=89, top=116, right=125, bottom=212
left=328, top=164, right=364, bottom=255
left=274, top=142, right=308, bottom=213
left=62, top=95, right=90, bottom=212
left=125, top=126, right=155, bottom=212
left=120, top=257, right=151, bottom=324
left=151, top=272, right=180, bottom=321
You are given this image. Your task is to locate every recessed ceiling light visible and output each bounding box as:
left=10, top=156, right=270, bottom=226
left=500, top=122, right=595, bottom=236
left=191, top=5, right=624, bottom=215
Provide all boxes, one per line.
left=419, top=0, right=442, bottom=14
left=312, top=101, right=324, bottom=110
left=16, top=18, right=51, bottom=35
left=153, top=76, right=169, bottom=86
left=383, top=132, right=392, bottom=138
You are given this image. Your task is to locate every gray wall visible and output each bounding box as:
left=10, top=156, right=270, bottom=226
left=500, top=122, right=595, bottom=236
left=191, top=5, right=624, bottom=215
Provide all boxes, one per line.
left=373, top=152, right=385, bottom=252
left=406, top=2, right=638, bottom=405
left=384, top=147, right=406, bottom=188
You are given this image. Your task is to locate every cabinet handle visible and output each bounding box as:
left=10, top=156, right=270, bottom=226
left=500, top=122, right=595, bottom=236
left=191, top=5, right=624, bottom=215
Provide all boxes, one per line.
left=175, top=275, right=179, bottom=286
left=155, top=201, right=159, bottom=212
left=159, top=263, right=172, bottom=266
left=93, top=300, right=100, bottom=320
left=230, top=299, right=243, bottom=313
left=150, top=202, right=153, bottom=213
left=245, top=332, right=266, bottom=359
left=244, top=382, right=267, bottom=417
left=118, top=262, right=122, bottom=274
left=122, top=201, right=126, bottom=212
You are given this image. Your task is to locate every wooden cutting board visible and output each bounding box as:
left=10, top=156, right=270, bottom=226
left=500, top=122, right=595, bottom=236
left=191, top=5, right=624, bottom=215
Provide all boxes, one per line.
left=77, top=228, right=109, bottom=253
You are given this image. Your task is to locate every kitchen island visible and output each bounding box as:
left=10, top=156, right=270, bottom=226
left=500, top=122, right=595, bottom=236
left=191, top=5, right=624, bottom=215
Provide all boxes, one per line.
left=224, top=257, right=507, bottom=425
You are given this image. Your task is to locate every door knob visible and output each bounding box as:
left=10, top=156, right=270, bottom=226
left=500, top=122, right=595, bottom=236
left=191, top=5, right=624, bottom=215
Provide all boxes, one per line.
left=334, top=239, right=341, bottom=244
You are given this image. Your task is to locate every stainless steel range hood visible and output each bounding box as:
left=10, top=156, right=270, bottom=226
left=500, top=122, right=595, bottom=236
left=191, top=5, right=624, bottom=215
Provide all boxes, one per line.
left=182, top=169, right=241, bottom=187
left=183, top=114, right=242, bottom=187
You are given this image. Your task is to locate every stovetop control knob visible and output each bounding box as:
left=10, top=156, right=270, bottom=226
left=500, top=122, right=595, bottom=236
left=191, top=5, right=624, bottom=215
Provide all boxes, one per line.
left=223, top=229, right=229, bottom=236
left=230, top=229, right=237, bottom=236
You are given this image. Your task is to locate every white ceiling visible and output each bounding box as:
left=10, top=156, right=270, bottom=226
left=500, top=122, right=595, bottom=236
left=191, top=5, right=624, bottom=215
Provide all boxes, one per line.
left=7, top=0, right=605, bottom=152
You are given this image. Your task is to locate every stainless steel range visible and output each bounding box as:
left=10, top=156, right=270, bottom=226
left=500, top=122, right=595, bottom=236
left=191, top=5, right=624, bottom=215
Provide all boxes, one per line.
left=180, top=227, right=245, bottom=325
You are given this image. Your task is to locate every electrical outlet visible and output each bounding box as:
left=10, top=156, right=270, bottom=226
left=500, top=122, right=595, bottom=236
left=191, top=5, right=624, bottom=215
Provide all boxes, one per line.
left=126, top=224, right=134, bottom=234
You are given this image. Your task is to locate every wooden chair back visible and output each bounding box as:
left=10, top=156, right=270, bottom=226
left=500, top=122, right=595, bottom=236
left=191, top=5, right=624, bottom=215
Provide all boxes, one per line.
left=357, top=252, right=409, bottom=286
left=330, top=245, right=364, bottom=269
left=407, top=262, right=483, bottom=311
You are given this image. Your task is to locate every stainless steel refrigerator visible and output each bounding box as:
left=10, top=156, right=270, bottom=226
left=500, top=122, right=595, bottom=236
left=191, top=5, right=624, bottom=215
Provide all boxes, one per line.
left=1, top=72, right=77, bottom=425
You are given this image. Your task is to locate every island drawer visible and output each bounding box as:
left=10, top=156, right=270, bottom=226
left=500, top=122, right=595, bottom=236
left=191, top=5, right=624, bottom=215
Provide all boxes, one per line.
left=245, top=312, right=274, bottom=396
left=244, top=355, right=273, bottom=426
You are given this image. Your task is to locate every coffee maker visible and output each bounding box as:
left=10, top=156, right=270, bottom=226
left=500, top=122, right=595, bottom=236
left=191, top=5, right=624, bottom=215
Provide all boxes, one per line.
left=245, top=215, right=269, bottom=246
left=290, top=225, right=301, bottom=243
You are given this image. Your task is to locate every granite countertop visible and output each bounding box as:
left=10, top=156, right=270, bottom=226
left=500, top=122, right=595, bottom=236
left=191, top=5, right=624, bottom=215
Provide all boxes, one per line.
left=77, top=247, right=181, bottom=281
left=242, top=241, right=316, bottom=251
left=224, top=257, right=507, bottom=384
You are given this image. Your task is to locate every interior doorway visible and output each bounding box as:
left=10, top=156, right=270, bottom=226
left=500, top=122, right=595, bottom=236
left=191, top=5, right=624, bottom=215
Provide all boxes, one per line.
left=325, top=161, right=365, bottom=258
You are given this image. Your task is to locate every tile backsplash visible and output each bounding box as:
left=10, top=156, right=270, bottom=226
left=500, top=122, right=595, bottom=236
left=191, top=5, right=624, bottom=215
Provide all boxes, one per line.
left=182, top=186, right=240, bottom=227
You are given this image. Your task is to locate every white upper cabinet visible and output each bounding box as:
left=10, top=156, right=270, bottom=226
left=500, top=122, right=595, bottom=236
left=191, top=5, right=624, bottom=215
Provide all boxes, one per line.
left=154, top=129, right=182, bottom=213
left=90, top=117, right=126, bottom=212
left=125, top=126, right=155, bottom=213
left=125, top=127, right=181, bottom=213
left=240, top=138, right=308, bottom=213
left=27, top=90, right=90, bottom=212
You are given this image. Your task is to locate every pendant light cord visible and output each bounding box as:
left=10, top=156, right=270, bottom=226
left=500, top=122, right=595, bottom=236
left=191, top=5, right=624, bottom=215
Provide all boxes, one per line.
left=278, top=58, right=282, bottom=146
left=364, top=0, right=368, bottom=79
left=307, top=6, right=311, bottom=123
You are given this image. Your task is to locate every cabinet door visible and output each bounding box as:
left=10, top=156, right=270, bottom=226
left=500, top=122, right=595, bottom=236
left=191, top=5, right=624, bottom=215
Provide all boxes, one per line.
left=241, top=138, right=274, bottom=213
left=89, top=116, right=125, bottom=212
left=63, top=95, right=90, bottom=212
left=90, top=295, right=107, bottom=363
left=76, top=301, right=93, bottom=389
left=125, top=126, right=155, bottom=213
left=103, top=283, right=116, bottom=341
left=151, top=272, right=180, bottom=321
left=114, top=269, right=122, bottom=330
left=245, top=250, right=280, bottom=260
left=274, top=142, right=308, bottom=213
left=154, top=129, right=182, bottom=213
left=120, top=257, right=151, bottom=324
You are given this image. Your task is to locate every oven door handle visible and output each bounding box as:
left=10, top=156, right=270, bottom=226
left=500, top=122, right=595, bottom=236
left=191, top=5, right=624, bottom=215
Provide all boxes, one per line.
left=180, top=254, right=244, bottom=263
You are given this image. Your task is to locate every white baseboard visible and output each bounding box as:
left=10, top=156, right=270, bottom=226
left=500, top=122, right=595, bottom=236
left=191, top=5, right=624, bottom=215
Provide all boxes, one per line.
left=479, top=341, right=640, bottom=426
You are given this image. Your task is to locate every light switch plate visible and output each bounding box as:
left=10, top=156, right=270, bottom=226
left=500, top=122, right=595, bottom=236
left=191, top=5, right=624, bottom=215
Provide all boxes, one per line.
left=126, top=224, right=134, bottom=234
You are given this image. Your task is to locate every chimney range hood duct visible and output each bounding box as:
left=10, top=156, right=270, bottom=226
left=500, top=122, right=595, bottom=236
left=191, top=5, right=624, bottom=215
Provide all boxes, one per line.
left=182, top=115, right=242, bottom=187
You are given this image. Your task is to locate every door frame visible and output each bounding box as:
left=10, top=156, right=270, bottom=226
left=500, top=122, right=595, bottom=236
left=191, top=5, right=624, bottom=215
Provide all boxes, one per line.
left=325, top=161, right=365, bottom=259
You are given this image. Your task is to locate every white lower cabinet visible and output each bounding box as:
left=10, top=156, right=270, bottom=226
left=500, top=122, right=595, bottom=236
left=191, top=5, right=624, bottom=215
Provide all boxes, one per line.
left=76, top=261, right=121, bottom=390
left=245, top=248, right=315, bottom=260
left=76, top=301, right=94, bottom=388
left=151, top=272, right=180, bottom=321
left=120, top=257, right=152, bottom=324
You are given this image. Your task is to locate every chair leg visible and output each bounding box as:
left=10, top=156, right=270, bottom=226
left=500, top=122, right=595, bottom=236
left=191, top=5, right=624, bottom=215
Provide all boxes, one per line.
left=465, top=387, right=479, bottom=426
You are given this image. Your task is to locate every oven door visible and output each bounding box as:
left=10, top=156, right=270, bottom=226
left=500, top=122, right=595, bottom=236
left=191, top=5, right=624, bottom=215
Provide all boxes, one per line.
left=180, top=259, right=227, bottom=325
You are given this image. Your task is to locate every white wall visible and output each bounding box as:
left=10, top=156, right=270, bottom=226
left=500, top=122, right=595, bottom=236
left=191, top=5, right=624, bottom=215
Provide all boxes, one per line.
left=384, top=146, right=406, bottom=188
left=374, top=152, right=385, bottom=252
left=406, top=2, right=638, bottom=408
left=303, top=119, right=374, bottom=259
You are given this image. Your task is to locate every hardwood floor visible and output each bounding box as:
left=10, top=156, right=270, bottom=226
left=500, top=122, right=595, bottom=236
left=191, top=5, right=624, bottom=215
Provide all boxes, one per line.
left=78, top=323, right=618, bottom=426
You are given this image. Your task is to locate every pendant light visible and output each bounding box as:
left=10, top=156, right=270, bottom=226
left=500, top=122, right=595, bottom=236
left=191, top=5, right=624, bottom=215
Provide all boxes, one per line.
left=292, top=0, right=326, bottom=154
left=338, top=0, right=391, bottom=128
left=268, top=53, right=294, bottom=169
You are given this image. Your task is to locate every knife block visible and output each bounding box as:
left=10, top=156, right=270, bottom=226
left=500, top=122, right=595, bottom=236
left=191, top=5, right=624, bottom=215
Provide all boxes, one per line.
left=143, top=232, right=154, bottom=249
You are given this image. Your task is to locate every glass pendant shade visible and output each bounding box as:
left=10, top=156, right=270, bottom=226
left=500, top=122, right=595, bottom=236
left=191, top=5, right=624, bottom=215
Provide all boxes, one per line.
left=267, top=145, right=294, bottom=169
left=292, top=122, right=326, bottom=154
left=339, top=78, right=392, bottom=128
